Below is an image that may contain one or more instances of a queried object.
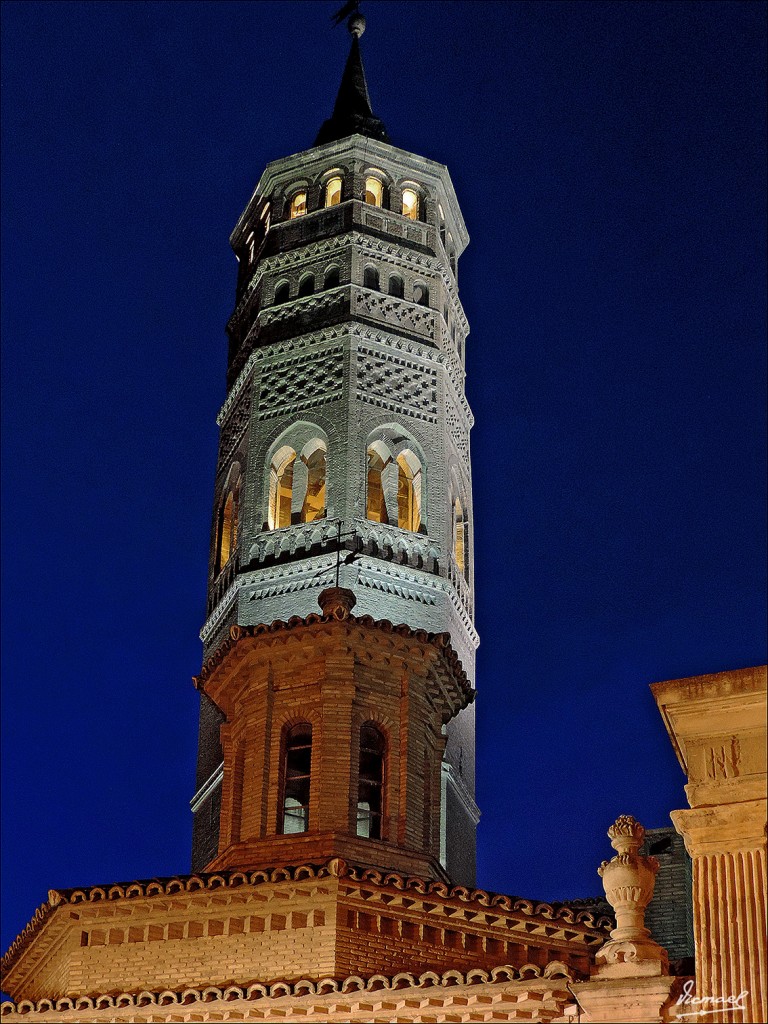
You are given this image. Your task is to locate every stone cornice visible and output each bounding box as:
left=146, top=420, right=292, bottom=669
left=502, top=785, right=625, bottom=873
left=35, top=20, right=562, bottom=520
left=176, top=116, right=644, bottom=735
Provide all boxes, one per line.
left=193, top=612, right=475, bottom=715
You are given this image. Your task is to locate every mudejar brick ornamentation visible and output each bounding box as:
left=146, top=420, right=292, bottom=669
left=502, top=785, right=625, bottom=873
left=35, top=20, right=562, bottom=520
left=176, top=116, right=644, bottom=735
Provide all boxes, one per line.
left=3, top=7, right=763, bottom=1023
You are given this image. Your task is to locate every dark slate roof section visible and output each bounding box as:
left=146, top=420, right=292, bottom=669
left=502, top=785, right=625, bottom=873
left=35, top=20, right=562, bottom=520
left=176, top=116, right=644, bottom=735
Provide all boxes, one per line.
left=314, top=36, right=389, bottom=147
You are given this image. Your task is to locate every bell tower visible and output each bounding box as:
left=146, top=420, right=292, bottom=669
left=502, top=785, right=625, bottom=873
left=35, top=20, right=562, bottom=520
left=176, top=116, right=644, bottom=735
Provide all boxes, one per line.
left=191, top=10, right=479, bottom=884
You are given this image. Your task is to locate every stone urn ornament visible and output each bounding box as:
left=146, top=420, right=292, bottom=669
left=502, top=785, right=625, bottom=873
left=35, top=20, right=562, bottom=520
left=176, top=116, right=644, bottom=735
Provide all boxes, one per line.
left=594, top=815, right=669, bottom=977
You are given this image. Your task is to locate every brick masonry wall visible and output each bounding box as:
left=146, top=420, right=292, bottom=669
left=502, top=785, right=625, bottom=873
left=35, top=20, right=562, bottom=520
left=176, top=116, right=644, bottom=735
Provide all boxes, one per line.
left=3, top=872, right=604, bottom=1004
left=641, top=826, right=694, bottom=960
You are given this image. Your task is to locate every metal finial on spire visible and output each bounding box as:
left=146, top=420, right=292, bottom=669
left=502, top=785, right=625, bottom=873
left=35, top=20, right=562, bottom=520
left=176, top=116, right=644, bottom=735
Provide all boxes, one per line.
left=348, top=11, right=365, bottom=38
left=314, top=0, right=388, bottom=147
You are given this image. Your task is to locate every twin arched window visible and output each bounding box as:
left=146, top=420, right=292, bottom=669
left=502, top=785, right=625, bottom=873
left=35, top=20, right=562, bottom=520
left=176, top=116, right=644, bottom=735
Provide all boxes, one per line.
left=366, top=444, right=423, bottom=532
left=266, top=436, right=424, bottom=535
left=281, top=723, right=312, bottom=834
left=268, top=440, right=327, bottom=529
left=279, top=720, right=386, bottom=839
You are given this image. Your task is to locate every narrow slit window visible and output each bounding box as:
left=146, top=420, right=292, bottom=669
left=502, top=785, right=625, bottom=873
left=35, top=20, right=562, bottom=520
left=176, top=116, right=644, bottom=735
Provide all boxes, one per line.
left=397, top=451, right=422, bottom=532
left=260, top=202, right=271, bottom=235
left=364, top=177, right=383, bottom=207
left=325, top=176, right=342, bottom=207
left=268, top=447, right=296, bottom=529
left=282, top=724, right=312, bottom=834
left=453, top=497, right=469, bottom=580
left=357, top=724, right=385, bottom=839
left=289, top=192, right=307, bottom=219
left=413, top=283, right=430, bottom=307
left=402, top=188, right=419, bottom=220
left=388, top=274, right=404, bottom=298
left=301, top=443, right=326, bottom=523
left=215, top=484, right=239, bottom=574
left=366, top=448, right=389, bottom=524
left=363, top=266, right=379, bottom=291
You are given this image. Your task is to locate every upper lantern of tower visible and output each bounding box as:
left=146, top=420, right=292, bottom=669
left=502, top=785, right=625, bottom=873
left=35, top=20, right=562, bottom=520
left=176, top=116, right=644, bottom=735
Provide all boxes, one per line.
left=313, top=10, right=389, bottom=148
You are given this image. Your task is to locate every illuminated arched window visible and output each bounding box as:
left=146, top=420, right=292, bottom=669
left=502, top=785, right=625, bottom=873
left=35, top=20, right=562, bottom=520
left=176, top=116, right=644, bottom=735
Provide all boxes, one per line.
left=397, top=450, right=422, bottom=532
left=453, top=497, right=469, bottom=581
left=325, top=176, right=342, bottom=207
left=301, top=441, right=327, bottom=523
left=363, top=265, right=379, bottom=291
left=413, top=283, right=429, bottom=307
left=324, top=266, right=340, bottom=289
left=402, top=188, right=419, bottom=220
left=215, top=481, right=239, bottom=574
left=289, top=192, right=307, bottom=219
left=281, top=723, right=312, bottom=834
left=364, top=176, right=383, bottom=207
left=274, top=281, right=290, bottom=304
left=298, top=273, right=314, bottom=297
left=268, top=446, right=296, bottom=529
left=388, top=274, right=404, bottom=298
left=357, top=723, right=385, bottom=839
left=366, top=447, right=389, bottom=524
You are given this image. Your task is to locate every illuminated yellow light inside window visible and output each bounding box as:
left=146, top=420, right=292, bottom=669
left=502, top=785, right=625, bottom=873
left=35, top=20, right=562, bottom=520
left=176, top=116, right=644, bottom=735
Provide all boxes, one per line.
left=290, top=192, right=307, bottom=219
left=366, top=448, right=389, bottom=524
left=268, top=448, right=296, bottom=529
left=397, top=451, right=422, bottom=532
left=402, top=188, right=419, bottom=220
left=302, top=444, right=327, bottom=522
left=325, top=177, right=342, bottom=207
left=216, top=489, right=238, bottom=572
left=453, top=497, right=466, bottom=577
left=364, top=177, right=383, bottom=207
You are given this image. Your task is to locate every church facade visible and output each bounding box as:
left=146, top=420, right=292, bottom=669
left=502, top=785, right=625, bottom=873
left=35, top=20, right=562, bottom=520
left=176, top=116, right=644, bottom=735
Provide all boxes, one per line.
left=2, top=9, right=765, bottom=1024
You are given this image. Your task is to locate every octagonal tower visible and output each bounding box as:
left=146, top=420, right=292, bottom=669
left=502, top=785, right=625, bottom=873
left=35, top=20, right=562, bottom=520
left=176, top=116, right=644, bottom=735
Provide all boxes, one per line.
left=192, top=16, right=479, bottom=884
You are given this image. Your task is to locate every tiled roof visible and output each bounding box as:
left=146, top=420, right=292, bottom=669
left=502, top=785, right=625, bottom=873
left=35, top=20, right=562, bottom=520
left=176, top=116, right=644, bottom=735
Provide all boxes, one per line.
left=1, top=857, right=611, bottom=976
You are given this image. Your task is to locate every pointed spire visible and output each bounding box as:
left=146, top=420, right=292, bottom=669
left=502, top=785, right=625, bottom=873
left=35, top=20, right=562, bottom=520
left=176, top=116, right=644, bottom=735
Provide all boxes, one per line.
left=314, top=11, right=389, bottom=147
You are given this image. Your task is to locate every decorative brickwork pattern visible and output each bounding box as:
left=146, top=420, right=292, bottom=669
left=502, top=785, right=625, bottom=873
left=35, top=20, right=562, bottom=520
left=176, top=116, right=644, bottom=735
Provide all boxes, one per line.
left=1, top=964, right=577, bottom=1022
left=218, top=380, right=252, bottom=466
left=354, top=290, right=436, bottom=342
left=1, top=858, right=609, bottom=1015
left=445, top=394, right=469, bottom=460
left=355, top=345, right=437, bottom=421
left=256, top=344, right=344, bottom=420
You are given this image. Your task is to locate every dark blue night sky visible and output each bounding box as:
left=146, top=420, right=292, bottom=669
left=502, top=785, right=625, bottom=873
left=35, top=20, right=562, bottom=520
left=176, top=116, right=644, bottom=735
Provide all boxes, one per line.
left=1, top=0, right=766, bottom=956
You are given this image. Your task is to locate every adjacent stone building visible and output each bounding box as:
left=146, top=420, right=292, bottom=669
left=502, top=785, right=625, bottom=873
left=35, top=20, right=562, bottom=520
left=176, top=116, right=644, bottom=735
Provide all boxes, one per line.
left=2, top=9, right=765, bottom=1024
